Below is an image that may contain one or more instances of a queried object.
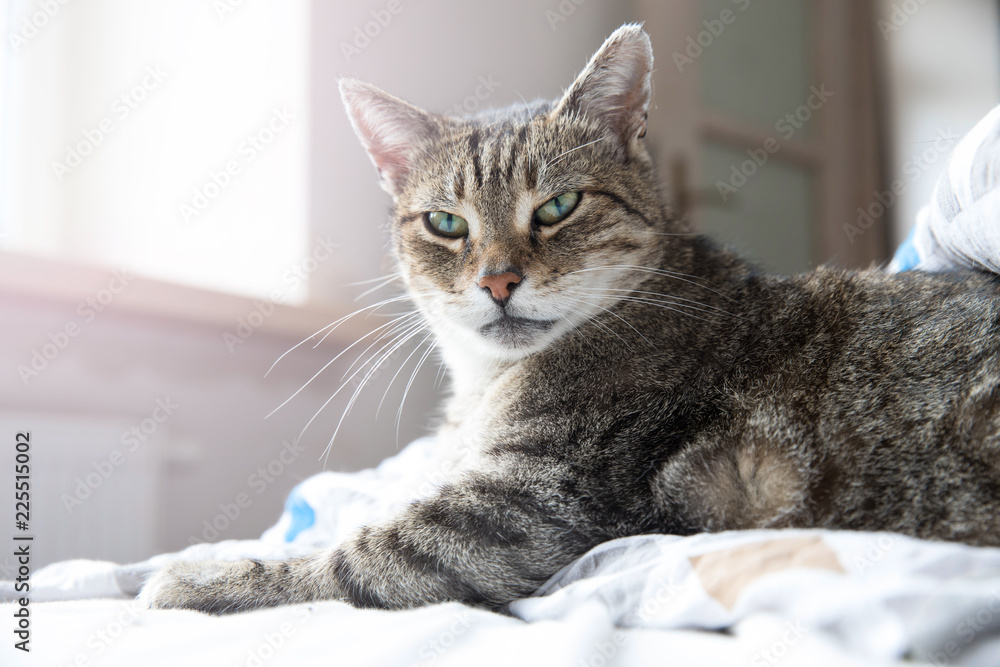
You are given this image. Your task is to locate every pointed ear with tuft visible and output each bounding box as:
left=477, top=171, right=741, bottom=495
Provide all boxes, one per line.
left=339, top=78, right=439, bottom=197
left=552, top=23, right=654, bottom=154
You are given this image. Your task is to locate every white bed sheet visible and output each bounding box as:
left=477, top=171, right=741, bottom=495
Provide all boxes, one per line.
left=2, top=597, right=888, bottom=667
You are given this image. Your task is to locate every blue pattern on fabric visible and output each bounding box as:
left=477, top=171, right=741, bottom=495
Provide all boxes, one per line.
left=283, top=483, right=316, bottom=542
left=891, top=227, right=921, bottom=272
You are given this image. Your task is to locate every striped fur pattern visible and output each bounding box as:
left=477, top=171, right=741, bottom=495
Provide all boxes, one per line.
left=142, top=25, right=1000, bottom=614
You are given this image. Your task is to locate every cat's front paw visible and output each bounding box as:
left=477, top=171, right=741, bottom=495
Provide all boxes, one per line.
left=140, top=559, right=263, bottom=614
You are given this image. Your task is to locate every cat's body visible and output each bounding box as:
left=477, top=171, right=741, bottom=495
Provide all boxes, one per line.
left=142, top=25, right=1000, bottom=614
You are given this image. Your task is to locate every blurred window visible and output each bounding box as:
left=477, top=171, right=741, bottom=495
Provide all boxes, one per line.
left=0, top=0, right=311, bottom=302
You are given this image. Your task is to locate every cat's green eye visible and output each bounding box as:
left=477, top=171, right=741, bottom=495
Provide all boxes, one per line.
left=426, top=211, right=469, bottom=238
left=535, top=192, right=581, bottom=226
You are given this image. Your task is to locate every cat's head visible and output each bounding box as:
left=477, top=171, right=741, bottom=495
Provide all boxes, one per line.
left=341, top=24, right=672, bottom=362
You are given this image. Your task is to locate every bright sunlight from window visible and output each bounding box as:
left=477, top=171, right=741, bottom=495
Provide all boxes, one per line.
left=1, top=0, right=310, bottom=302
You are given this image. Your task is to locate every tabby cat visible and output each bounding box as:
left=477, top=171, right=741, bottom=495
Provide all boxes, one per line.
left=142, top=24, right=1000, bottom=614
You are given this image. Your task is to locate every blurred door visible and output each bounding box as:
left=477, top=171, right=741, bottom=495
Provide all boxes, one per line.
left=638, top=0, right=887, bottom=273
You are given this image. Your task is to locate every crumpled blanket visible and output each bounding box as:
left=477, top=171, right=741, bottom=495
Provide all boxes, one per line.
left=890, top=104, right=1000, bottom=274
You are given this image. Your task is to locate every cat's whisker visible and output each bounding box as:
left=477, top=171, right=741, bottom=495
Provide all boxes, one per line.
left=579, top=287, right=742, bottom=319
left=340, top=313, right=424, bottom=381
left=266, top=292, right=421, bottom=380
left=563, top=294, right=656, bottom=349
left=353, top=274, right=402, bottom=302
left=564, top=297, right=637, bottom=342
left=509, top=88, right=536, bottom=173
left=597, top=295, right=714, bottom=323
left=308, top=322, right=427, bottom=458
left=376, top=329, right=435, bottom=419
left=366, top=310, right=420, bottom=318
left=395, top=336, right=438, bottom=446
left=265, top=312, right=421, bottom=420
left=264, top=320, right=340, bottom=379
left=540, top=136, right=606, bottom=174
left=311, top=292, right=432, bottom=349
left=481, top=353, right=501, bottom=378
left=566, top=265, right=740, bottom=303
left=602, top=296, right=732, bottom=320
left=568, top=287, right=717, bottom=325
left=337, top=313, right=422, bottom=378
left=566, top=263, right=715, bottom=283
left=510, top=87, right=531, bottom=111
left=285, top=293, right=418, bottom=361
left=433, top=358, right=448, bottom=391
left=319, top=324, right=429, bottom=463
left=340, top=320, right=428, bottom=406
left=561, top=299, right=635, bottom=351
left=579, top=286, right=740, bottom=318
left=557, top=311, right=605, bottom=356
left=347, top=272, right=402, bottom=287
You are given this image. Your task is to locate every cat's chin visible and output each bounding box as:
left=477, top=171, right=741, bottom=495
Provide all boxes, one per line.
left=446, top=314, right=567, bottom=362
left=478, top=315, right=557, bottom=349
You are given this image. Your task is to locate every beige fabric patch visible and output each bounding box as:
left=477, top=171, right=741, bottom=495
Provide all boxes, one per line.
left=689, top=536, right=845, bottom=609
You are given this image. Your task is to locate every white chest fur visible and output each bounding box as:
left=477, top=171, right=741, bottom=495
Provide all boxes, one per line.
left=415, top=343, right=519, bottom=494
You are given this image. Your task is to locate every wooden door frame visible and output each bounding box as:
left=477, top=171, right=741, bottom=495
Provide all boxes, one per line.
left=635, top=0, right=889, bottom=269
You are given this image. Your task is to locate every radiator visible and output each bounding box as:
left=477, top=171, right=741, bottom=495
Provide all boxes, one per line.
left=0, top=409, right=163, bottom=572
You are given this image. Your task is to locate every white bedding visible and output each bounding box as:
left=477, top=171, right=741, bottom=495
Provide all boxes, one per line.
left=4, top=433, right=1000, bottom=666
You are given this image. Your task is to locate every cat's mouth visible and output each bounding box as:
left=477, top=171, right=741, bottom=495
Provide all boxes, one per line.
left=478, top=315, right=557, bottom=348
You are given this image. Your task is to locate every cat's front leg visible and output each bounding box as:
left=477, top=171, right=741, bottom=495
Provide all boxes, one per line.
left=140, top=553, right=341, bottom=613
left=142, top=465, right=603, bottom=612
left=320, top=471, right=603, bottom=610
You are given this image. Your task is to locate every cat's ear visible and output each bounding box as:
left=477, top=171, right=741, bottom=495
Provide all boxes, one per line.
left=339, top=78, right=439, bottom=197
left=553, top=24, right=653, bottom=152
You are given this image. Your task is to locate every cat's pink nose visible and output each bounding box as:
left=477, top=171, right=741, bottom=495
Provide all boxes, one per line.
left=478, top=271, right=522, bottom=303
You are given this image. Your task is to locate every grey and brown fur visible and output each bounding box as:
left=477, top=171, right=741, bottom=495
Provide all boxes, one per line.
left=142, top=25, right=1000, bottom=614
